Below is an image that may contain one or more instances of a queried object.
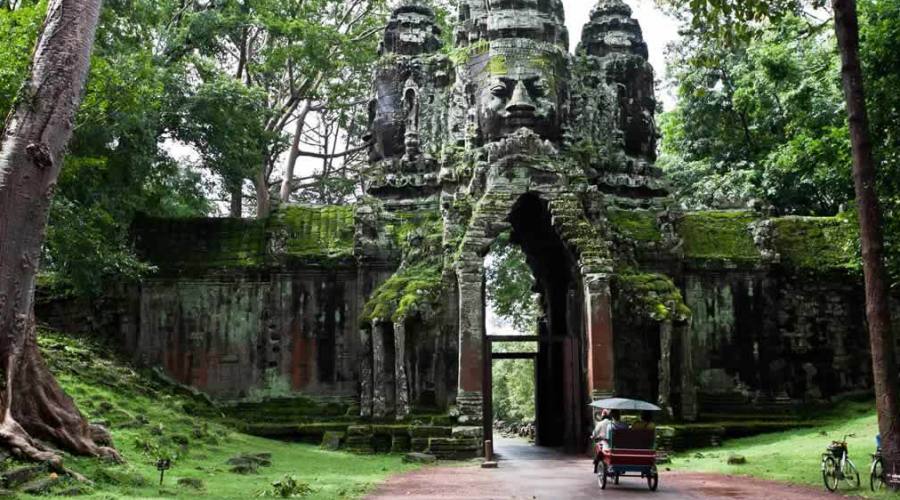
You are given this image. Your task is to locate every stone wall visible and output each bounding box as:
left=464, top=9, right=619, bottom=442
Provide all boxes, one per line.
left=679, top=268, right=872, bottom=416
left=132, top=270, right=362, bottom=400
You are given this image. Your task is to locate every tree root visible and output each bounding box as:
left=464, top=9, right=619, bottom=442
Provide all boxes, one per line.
left=0, top=329, right=123, bottom=468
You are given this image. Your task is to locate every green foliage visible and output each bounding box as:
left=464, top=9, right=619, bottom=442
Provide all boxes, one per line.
left=615, top=272, right=691, bottom=323
left=658, top=0, right=900, bottom=283
left=33, top=1, right=211, bottom=296
left=678, top=211, right=761, bottom=262
left=669, top=400, right=882, bottom=495
left=260, top=475, right=314, bottom=498
left=492, top=353, right=535, bottom=423
left=0, top=0, right=44, bottom=114
left=169, top=68, right=276, bottom=193
left=32, top=328, right=419, bottom=499
left=659, top=14, right=850, bottom=214
left=486, top=234, right=540, bottom=334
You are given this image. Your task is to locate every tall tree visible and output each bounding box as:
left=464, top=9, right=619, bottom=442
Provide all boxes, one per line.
left=657, top=0, right=900, bottom=476
left=174, top=0, right=387, bottom=218
left=0, top=0, right=118, bottom=463
left=832, top=0, right=900, bottom=473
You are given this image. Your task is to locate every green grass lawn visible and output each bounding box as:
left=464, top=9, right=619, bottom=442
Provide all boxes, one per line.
left=667, top=400, right=898, bottom=497
left=11, top=330, right=420, bottom=499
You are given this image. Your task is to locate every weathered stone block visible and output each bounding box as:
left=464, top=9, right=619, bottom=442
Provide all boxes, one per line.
left=403, top=452, right=437, bottom=464
left=451, top=426, right=483, bottom=439
left=408, top=426, right=452, bottom=438
left=391, top=435, right=411, bottom=453
left=344, top=435, right=375, bottom=454
left=347, top=425, right=373, bottom=436
left=320, top=431, right=345, bottom=451
left=410, top=438, right=430, bottom=452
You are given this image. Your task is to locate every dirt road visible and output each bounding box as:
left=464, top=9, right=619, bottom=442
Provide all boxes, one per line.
left=367, top=437, right=845, bottom=499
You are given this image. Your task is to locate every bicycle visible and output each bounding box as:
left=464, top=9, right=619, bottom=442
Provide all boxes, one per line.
left=822, top=434, right=860, bottom=492
left=870, top=449, right=885, bottom=491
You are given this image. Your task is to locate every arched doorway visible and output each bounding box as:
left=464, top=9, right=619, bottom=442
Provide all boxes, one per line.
left=482, top=193, right=589, bottom=452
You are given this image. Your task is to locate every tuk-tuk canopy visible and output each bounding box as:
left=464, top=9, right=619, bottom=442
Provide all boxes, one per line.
left=589, top=398, right=661, bottom=411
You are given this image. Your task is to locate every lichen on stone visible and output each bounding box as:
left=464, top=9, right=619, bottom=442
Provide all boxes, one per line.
left=614, top=271, right=691, bottom=323
left=678, top=211, right=761, bottom=262
left=771, top=214, right=859, bottom=271
left=607, top=209, right=661, bottom=242
left=268, top=205, right=355, bottom=261
left=362, top=211, right=446, bottom=323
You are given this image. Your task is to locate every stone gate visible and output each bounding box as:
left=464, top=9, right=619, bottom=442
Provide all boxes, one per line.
left=43, top=0, right=898, bottom=458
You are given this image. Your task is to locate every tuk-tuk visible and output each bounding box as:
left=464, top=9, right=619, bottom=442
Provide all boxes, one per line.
left=590, top=398, right=661, bottom=492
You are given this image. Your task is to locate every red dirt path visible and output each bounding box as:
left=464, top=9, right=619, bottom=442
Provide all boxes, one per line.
left=366, top=437, right=854, bottom=500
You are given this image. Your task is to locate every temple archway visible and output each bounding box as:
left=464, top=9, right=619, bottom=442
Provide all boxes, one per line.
left=456, top=191, right=596, bottom=453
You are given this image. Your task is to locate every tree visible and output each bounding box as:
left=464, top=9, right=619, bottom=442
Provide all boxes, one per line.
left=174, top=0, right=388, bottom=218
left=832, top=0, right=900, bottom=475
left=660, top=15, right=852, bottom=213
left=0, top=0, right=119, bottom=463
left=657, top=0, right=900, bottom=477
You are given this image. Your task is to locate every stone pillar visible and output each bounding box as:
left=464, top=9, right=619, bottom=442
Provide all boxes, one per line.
left=678, top=320, right=697, bottom=421
left=584, top=274, right=615, bottom=399
left=372, top=322, right=395, bottom=419
left=456, top=262, right=485, bottom=424
left=360, top=326, right=373, bottom=418
left=394, top=321, right=410, bottom=420
left=658, top=317, right=673, bottom=416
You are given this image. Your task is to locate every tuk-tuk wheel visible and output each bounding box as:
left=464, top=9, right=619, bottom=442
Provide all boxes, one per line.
left=598, top=463, right=608, bottom=490
left=614, top=474, right=620, bottom=485
left=648, top=473, right=659, bottom=491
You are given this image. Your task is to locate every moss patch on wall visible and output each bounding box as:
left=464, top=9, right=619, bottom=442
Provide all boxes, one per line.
left=269, top=205, right=355, bottom=260
left=362, top=210, right=445, bottom=324
left=362, top=263, right=443, bottom=323
left=134, top=205, right=356, bottom=270
left=772, top=215, right=858, bottom=271
left=678, top=211, right=761, bottom=262
left=134, top=216, right=270, bottom=269
left=615, top=272, right=691, bottom=323
left=608, top=209, right=662, bottom=242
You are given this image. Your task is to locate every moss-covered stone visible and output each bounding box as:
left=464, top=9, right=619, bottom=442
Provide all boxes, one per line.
left=772, top=215, right=858, bottom=271
left=615, top=272, right=691, bottom=323
left=363, top=210, right=446, bottom=323
left=608, top=209, right=662, bottom=242
left=678, top=211, right=761, bottom=262
left=268, top=205, right=354, bottom=261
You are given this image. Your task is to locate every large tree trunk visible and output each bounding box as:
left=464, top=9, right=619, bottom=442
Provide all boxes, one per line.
left=229, top=183, right=242, bottom=218
left=0, top=0, right=118, bottom=464
left=832, top=0, right=900, bottom=477
left=279, top=100, right=311, bottom=203
left=254, top=167, right=271, bottom=219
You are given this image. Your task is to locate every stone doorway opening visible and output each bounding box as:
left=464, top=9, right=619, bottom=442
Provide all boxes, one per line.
left=481, top=193, right=589, bottom=454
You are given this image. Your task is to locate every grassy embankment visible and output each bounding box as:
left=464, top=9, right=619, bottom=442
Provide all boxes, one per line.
left=9, top=329, right=419, bottom=499
left=668, top=399, right=899, bottom=498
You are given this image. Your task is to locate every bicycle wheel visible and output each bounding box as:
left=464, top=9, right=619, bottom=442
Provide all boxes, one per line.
left=845, top=460, right=861, bottom=489
left=871, top=457, right=885, bottom=491
left=823, top=456, right=839, bottom=492
left=598, top=462, right=608, bottom=490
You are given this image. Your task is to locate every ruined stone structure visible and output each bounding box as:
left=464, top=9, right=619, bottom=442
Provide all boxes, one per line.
left=43, top=0, right=894, bottom=457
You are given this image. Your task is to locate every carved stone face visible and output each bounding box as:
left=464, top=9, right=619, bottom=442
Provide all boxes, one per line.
left=472, top=44, right=567, bottom=143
